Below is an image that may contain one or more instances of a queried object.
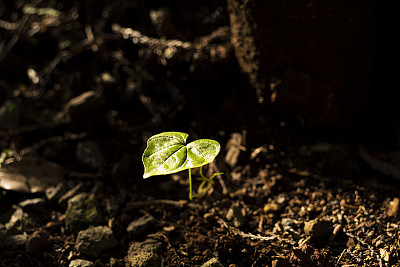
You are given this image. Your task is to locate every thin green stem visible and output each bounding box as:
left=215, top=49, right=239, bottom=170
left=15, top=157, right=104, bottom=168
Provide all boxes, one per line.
left=188, top=168, right=193, bottom=200
left=199, top=165, right=206, bottom=180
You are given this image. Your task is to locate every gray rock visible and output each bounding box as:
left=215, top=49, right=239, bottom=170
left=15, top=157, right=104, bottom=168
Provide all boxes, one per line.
left=19, top=198, right=45, bottom=213
left=226, top=203, right=245, bottom=228
left=64, top=91, right=105, bottom=117
left=76, top=141, right=104, bottom=169
left=201, top=257, right=224, bottom=267
left=65, top=193, right=103, bottom=233
left=126, top=215, right=157, bottom=238
left=5, top=233, right=27, bottom=249
left=69, top=259, right=94, bottom=267
left=3, top=206, right=37, bottom=234
left=126, top=251, right=160, bottom=267
left=58, top=182, right=86, bottom=208
left=0, top=100, right=20, bottom=129
left=75, top=226, right=118, bottom=257
left=304, top=218, right=331, bottom=240
left=46, top=182, right=67, bottom=202
left=125, top=234, right=165, bottom=267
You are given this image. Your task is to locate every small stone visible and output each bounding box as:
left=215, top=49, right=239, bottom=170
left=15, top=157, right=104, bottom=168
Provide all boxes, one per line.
left=69, top=259, right=94, bottom=267
left=19, top=198, right=45, bottom=213
left=3, top=207, right=37, bottom=234
left=0, top=100, right=20, bottom=129
left=46, top=183, right=67, bottom=202
left=58, top=182, right=86, bottom=208
left=76, top=141, right=104, bottom=169
left=387, top=197, right=399, bottom=217
left=201, top=257, right=224, bottom=267
left=5, top=233, right=27, bottom=249
left=127, top=251, right=160, bottom=267
left=263, top=203, right=281, bottom=214
left=380, top=248, right=390, bottom=262
left=75, top=226, right=118, bottom=257
left=226, top=203, right=245, bottom=228
left=346, top=238, right=356, bottom=249
left=109, top=257, right=124, bottom=267
left=127, top=215, right=157, bottom=238
left=304, top=218, right=331, bottom=241
left=125, top=234, right=165, bottom=267
left=65, top=193, right=103, bottom=233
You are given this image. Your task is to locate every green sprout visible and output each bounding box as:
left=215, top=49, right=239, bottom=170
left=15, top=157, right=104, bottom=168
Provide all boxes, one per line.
left=142, top=132, right=222, bottom=200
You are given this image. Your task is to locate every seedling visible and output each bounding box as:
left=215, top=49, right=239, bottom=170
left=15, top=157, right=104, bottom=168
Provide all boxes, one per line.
left=142, top=132, right=222, bottom=200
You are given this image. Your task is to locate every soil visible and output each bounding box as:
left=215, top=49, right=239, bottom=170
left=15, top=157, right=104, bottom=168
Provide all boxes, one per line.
left=1, top=1, right=400, bottom=266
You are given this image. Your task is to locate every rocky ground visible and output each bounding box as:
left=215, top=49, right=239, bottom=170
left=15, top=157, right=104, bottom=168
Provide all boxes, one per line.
left=1, top=1, right=400, bottom=266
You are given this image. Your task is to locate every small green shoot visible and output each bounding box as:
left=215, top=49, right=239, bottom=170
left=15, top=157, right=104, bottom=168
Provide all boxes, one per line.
left=142, top=132, right=222, bottom=200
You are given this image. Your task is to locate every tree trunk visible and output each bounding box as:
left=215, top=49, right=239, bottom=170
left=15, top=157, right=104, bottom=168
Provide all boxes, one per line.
left=227, top=0, right=374, bottom=129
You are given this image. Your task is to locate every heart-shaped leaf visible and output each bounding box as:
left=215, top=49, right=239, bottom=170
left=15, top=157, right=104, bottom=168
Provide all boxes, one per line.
left=142, top=132, right=220, bottom=178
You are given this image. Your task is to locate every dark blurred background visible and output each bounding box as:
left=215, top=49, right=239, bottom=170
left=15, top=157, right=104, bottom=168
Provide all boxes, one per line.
left=1, top=0, right=399, bottom=150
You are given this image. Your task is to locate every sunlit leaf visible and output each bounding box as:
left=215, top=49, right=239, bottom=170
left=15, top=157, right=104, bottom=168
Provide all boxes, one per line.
left=142, top=132, right=220, bottom=178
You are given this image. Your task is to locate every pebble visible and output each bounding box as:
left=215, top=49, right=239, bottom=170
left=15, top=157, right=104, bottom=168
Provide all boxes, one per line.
left=75, top=226, right=118, bottom=258
left=5, top=233, right=27, bottom=249
left=263, top=203, right=281, bottom=214
left=65, top=193, right=103, bottom=233
left=303, top=218, right=331, bottom=240
left=76, top=141, right=104, bottom=169
left=58, top=182, right=86, bottom=208
left=126, top=215, right=157, bottom=238
left=226, top=203, right=245, bottom=228
left=69, top=259, right=94, bottom=267
left=201, top=257, right=225, bottom=267
left=46, top=182, right=67, bottom=202
left=3, top=206, right=37, bottom=234
left=125, top=233, right=165, bottom=267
